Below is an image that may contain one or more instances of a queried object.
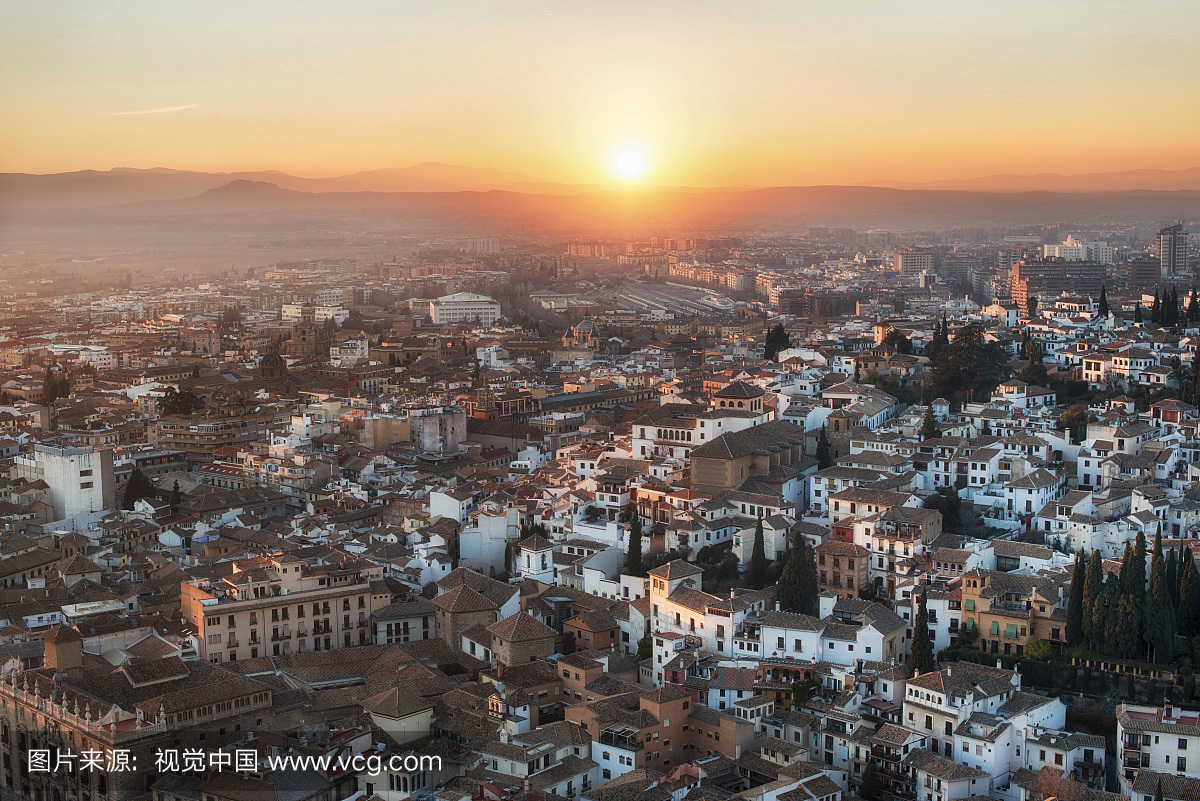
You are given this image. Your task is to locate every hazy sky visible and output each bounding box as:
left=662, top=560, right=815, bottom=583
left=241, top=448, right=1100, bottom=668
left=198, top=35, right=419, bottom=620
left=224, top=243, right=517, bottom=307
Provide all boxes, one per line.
left=2, top=0, right=1198, bottom=185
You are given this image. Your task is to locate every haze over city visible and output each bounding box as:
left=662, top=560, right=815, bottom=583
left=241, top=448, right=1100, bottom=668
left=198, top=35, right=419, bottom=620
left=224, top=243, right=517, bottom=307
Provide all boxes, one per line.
left=2, top=6, right=1200, bottom=801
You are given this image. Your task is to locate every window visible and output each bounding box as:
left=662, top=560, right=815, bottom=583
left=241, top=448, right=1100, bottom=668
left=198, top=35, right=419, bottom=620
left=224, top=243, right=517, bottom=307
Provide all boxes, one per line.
left=1181, top=757, right=1188, bottom=773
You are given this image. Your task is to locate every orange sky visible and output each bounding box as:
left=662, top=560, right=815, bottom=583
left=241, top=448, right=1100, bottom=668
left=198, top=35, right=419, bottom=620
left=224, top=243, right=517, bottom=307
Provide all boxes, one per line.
left=2, top=1, right=1198, bottom=186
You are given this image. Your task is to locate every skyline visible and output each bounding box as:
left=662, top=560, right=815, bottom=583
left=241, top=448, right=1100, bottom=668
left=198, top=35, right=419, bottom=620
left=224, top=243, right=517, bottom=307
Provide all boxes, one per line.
left=3, top=1, right=1200, bottom=186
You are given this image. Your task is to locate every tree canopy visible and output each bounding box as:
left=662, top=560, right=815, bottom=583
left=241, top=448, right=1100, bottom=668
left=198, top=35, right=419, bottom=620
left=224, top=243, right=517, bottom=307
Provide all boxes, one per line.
left=157, top=386, right=206, bottom=416
left=764, top=324, right=791, bottom=361
left=932, top=322, right=1010, bottom=402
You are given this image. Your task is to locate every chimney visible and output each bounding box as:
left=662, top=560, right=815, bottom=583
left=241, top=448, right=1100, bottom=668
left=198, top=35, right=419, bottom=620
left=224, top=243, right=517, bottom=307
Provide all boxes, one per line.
left=775, top=601, right=780, bottom=612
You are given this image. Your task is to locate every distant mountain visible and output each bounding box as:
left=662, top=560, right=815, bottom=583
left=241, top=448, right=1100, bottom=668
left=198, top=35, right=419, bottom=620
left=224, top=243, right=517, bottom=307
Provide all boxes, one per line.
left=0, top=164, right=734, bottom=211
left=311, top=162, right=559, bottom=193
left=879, top=167, right=1200, bottom=193
left=84, top=180, right=1200, bottom=231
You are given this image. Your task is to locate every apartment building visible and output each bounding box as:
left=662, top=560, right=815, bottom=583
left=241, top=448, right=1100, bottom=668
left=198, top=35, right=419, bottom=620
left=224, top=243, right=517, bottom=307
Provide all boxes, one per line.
left=647, top=560, right=772, bottom=666
left=154, top=402, right=288, bottom=465
left=960, top=569, right=1067, bottom=657
left=1119, top=703, right=1200, bottom=795
left=181, top=554, right=389, bottom=662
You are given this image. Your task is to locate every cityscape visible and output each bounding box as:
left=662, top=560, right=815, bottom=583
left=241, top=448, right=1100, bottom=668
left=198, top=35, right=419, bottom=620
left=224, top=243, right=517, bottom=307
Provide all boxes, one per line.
left=2, top=4, right=1200, bottom=801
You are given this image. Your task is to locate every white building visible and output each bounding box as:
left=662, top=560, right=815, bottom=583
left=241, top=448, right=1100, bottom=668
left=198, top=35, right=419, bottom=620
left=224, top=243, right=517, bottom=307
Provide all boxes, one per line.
left=1043, top=235, right=1114, bottom=264
left=12, top=444, right=115, bottom=521
left=429, top=292, right=501, bottom=326
left=281, top=303, right=349, bottom=324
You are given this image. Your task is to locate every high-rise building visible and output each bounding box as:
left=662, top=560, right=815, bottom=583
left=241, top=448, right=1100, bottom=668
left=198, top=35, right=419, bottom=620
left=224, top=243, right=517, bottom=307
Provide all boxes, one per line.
left=12, top=444, right=116, bottom=520
left=1158, top=223, right=1190, bottom=276
left=894, top=246, right=934, bottom=277
left=1124, top=255, right=1161, bottom=293
left=1010, top=258, right=1105, bottom=311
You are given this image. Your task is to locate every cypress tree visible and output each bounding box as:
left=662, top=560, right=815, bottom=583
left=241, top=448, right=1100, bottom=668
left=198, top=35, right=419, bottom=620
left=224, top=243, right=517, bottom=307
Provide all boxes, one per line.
left=1135, top=302, right=1144, bottom=324
left=921, top=405, right=937, bottom=440
left=747, top=516, right=769, bottom=590
left=1112, top=594, right=1140, bottom=659
left=1156, top=778, right=1165, bottom=801
left=1125, top=534, right=1148, bottom=631
left=1178, top=555, right=1200, bottom=637
left=798, top=542, right=820, bottom=615
left=1152, top=288, right=1162, bottom=323
left=1189, top=289, right=1200, bottom=324
left=1169, top=548, right=1180, bottom=610
left=1088, top=570, right=1111, bottom=653
left=776, top=535, right=806, bottom=612
left=1098, top=285, right=1109, bottom=317
left=1100, top=573, right=1122, bottom=655
left=1066, top=551, right=1086, bottom=647
left=1081, top=550, right=1104, bottom=650
left=1144, top=533, right=1176, bottom=664
left=907, top=588, right=936, bottom=675
left=626, top=511, right=643, bottom=578
left=816, top=425, right=832, bottom=469
left=860, top=760, right=880, bottom=801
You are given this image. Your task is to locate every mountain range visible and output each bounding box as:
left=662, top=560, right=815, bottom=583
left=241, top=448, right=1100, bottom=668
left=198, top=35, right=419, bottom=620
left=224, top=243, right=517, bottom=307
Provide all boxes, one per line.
left=5, top=163, right=1200, bottom=212
left=2, top=164, right=1200, bottom=236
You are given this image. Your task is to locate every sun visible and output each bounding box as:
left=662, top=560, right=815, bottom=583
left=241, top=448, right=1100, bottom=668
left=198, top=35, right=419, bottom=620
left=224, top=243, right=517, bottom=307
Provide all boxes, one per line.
left=608, top=143, right=652, bottom=183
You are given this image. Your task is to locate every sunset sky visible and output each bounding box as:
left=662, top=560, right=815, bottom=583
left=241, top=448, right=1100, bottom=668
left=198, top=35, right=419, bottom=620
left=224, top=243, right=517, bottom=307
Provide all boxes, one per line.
left=2, top=0, right=1198, bottom=186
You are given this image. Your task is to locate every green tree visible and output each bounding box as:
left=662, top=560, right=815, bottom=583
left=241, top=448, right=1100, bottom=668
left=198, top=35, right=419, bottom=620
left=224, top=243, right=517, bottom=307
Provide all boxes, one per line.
left=1189, top=289, right=1200, bottom=324
left=797, top=541, right=820, bottom=615
left=860, top=760, right=881, bottom=801
left=927, top=315, right=950, bottom=362
left=1081, top=550, right=1105, bottom=649
left=626, top=511, right=644, bottom=578
left=170, top=479, right=182, bottom=511
left=220, top=305, right=243, bottom=330
left=1128, top=532, right=1148, bottom=612
left=1135, top=302, right=1144, bottom=324
left=747, top=516, right=769, bottom=590
left=1169, top=548, right=1180, bottom=610
left=1060, top=404, right=1093, bottom=445
left=907, top=589, right=936, bottom=675
left=882, top=328, right=913, bottom=354
left=1098, top=285, right=1109, bottom=317
left=933, top=322, right=1010, bottom=402
left=1110, top=595, right=1140, bottom=659
left=923, top=487, right=962, bottom=534
left=764, top=323, right=792, bottom=361
left=1145, top=533, right=1176, bottom=664
left=1026, top=295, right=1039, bottom=319
left=636, top=633, right=653, bottom=660
left=561, top=631, right=576, bottom=655
left=1025, top=638, right=1051, bottom=660
left=776, top=536, right=808, bottom=612
left=1090, top=572, right=1116, bottom=653
left=1179, top=550, right=1200, bottom=637
left=1152, top=288, right=1162, bottom=323
left=815, top=425, right=832, bottom=469
left=122, top=468, right=157, bottom=510
left=157, top=386, right=206, bottom=416
left=921, top=405, right=938, bottom=440
left=1066, top=551, right=1086, bottom=647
